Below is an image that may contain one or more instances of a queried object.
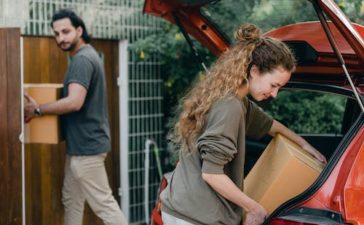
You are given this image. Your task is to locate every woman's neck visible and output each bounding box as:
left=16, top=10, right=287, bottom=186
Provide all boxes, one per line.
left=236, top=85, right=249, bottom=99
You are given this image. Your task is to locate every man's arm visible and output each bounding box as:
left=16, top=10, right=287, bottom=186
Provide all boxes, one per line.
left=268, top=120, right=327, bottom=163
left=24, top=83, right=87, bottom=121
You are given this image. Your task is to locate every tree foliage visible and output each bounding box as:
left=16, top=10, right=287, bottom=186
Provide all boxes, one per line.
left=129, top=22, right=214, bottom=122
left=264, top=90, right=346, bottom=134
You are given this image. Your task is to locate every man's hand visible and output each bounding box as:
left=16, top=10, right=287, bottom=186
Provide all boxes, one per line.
left=24, top=93, right=39, bottom=122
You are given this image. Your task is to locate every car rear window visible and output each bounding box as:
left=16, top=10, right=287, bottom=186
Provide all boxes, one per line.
left=201, top=0, right=320, bottom=43
left=263, top=89, right=347, bottom=134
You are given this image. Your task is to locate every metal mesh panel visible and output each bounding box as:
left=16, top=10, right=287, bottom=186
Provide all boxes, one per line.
left=128, top=65, right=163, bottom=224
left=0, top=0, right=29, bottom=28
left=0, top=0, right=156, bottom=41
left=126, top=3, right=163, bottom=223
left=23, top=0, right=131, bottom=39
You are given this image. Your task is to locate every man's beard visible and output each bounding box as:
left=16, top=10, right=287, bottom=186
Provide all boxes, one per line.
left=58, top=41, right=77, bottom=52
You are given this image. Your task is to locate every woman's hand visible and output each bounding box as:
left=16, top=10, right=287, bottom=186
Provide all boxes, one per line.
left=301, top=143, right=327, bottom=164
left=201, top=173, right=268, bottom=225
left=244, top=201, right=268, bottom=225
left=269, top=120, right=327, bottom=164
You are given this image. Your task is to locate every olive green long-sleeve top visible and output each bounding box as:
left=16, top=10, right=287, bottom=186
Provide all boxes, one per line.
left=161, top=95, right=273, bottom=225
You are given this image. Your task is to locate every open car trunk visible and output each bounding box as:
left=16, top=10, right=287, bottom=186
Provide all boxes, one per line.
left=144, top=0, right=364, bottom=224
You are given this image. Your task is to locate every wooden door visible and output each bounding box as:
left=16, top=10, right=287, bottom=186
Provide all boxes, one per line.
left=0, top=28, right=22, bottom=225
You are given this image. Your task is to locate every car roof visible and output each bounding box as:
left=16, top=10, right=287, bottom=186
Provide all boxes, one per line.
left=144, top=0, right=364, bottom=89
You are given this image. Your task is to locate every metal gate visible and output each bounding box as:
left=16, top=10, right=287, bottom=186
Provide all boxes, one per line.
left=118, top=2, right=164, bottom=222
left=119, top=37, right=164, bottom=224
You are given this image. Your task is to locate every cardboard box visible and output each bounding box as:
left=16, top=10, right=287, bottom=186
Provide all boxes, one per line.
left=244, top=134, right=324, bottom=214
left=24, top=83, right=64, bottom=144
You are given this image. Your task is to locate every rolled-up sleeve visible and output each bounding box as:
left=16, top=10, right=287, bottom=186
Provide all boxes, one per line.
left=197, top=97, right=243, bottom=174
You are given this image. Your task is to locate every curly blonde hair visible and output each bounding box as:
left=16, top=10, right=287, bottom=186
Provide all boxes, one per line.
left=174, top=24, right=296, bottom=151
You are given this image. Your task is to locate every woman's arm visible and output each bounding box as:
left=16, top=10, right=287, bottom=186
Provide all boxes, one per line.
left=268, top=120, right=327, bottom=163
left=202, top=173, right=267, bottom=225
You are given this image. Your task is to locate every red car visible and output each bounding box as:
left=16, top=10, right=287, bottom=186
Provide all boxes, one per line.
left=144, top=0, right=364, bottom=224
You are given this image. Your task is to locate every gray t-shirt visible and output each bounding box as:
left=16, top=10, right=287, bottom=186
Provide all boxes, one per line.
left=161, top=96, right=273, bottom=225
left=61, top=45, right=111, bottom=156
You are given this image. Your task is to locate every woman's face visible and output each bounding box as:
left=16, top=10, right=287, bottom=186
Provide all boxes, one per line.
left=248, top=65, right=291, bottom=101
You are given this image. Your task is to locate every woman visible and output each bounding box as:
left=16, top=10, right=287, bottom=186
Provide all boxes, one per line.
left=161, top=24, right=327, bottom=225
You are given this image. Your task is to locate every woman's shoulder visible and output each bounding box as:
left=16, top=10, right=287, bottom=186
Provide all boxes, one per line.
left=213, top=95, right=244, bottom=113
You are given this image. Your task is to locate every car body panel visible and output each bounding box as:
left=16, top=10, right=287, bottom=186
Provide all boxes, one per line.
left=317, top=0, right=364, bottom=62
left=266, top=22, right=364, bottom=73
left=345, top=154, right=364, bottom=225
left=265, top=22, right=364, bottom=95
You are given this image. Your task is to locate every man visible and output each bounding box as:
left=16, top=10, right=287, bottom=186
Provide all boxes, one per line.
left=24, top=9, right=128, bottom=225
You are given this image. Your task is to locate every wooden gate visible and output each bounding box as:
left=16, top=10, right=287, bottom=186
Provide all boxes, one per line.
left=0, top=28, right=22, bottom=225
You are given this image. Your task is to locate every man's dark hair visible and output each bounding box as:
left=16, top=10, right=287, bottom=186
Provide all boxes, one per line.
left=51, top=9, right=91, bottom=43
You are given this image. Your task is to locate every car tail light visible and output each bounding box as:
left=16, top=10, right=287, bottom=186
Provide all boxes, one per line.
left=159, top=176, right=168, bottom=192
left=151, top=174, right=170, bottom=225
left=151, top=206, right=163, bottom=225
